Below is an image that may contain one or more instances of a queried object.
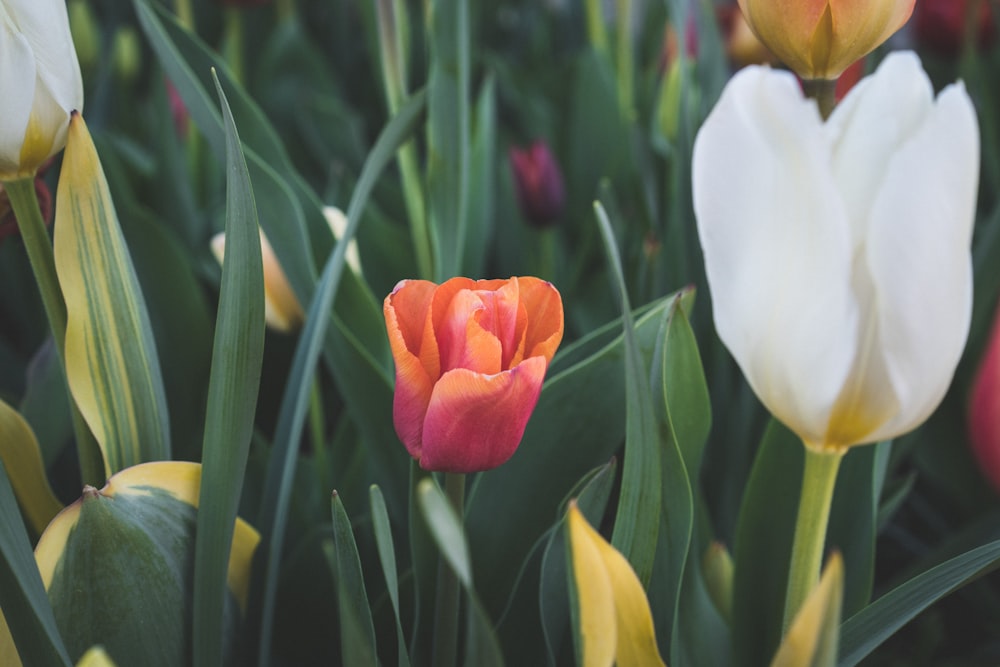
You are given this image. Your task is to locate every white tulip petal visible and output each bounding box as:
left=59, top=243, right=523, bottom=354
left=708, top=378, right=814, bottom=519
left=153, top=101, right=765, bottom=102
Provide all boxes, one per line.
left=693, top=66, right=859, bottom=445
left=865, top=81, right=979, bottom=442
left=0, top=9, right=36, bottom=174
left=8, top=0, right=82, bottom=115
left=828, top=52, right=934, bottom=246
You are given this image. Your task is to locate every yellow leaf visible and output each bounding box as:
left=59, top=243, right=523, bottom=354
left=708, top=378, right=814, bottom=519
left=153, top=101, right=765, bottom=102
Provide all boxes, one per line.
left=567, top=502, right=666, bottom=667
left=0, top=399, right=63, bottom=536
left=54, top=112, right=170, bottom=474
left=771, top=552, right=844, bottom=667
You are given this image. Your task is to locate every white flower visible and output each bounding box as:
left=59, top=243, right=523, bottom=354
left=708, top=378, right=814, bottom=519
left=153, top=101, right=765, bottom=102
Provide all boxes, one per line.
left=692, top=51, right=980, bottom=451
left=0, top=0, right=83, bottom=179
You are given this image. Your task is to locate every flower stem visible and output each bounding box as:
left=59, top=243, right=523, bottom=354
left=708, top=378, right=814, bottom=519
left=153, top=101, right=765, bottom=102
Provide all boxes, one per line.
left=783, top=445, right=843, bottom=631
left=432, top=472, right=466, bottom=667
left=4, top=176, right=104, bottom=486
left=802, top=78, right=837, bottom=121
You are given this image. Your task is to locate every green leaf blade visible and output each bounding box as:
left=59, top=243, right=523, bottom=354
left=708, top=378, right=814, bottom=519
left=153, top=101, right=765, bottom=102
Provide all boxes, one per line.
left=192, top=72, right=266, bottom=667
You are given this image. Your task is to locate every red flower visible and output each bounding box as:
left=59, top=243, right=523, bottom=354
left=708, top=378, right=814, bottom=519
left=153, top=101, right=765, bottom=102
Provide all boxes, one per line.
left=915, top=0, right=996, bottom=56
left=384, top=277, right=564, bottom=472
left=509, top=142, right=566, bottom=228
left=969, top=300, right=1000, bottom=491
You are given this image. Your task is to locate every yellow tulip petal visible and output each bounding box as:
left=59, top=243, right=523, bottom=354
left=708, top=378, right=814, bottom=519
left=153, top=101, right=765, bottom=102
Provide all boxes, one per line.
left=771, top=552, right=844, bottom=667
left=567, top=502, right=666, bottom=667
left=0, top=399, right=63, bottom=536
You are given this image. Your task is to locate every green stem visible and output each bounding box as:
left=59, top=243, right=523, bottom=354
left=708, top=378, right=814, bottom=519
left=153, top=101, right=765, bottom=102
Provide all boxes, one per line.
left=802, top=78, right=837, bottom=121
left=615, top=0, right=635, bottom=120
left=783, top=446, right=843, bottom=630
left=399, top=143, right=433, bottom=281
left=222, top=8, right=244, bottom=85
left=5, top=177, right=104, bottom=486
left=432, top=472, right=466, bottom=667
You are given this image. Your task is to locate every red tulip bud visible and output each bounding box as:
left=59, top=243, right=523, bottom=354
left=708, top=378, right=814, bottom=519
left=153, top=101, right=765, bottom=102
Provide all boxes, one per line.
left=915, top=0, right=996, bottom=57
left=509, top=142, right=566, bottom=228
left=969, top=301, right=1000, bottom=491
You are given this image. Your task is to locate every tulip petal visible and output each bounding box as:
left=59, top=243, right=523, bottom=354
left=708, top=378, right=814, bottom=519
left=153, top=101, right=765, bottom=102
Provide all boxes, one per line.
left=828, top=52, right=934, bottom=246
left=692, top=65, right=858, bottom=446
left=385, top=286, right=436, bottom=459
left=865, top=79, right=978, bottom=442
left=518, top=277, right=565, bottom=363
left=387, top=279, right=440, bottom=381
left=420, top=356, right=547, bottom=472
left=0, top=12, right=36, bottom=175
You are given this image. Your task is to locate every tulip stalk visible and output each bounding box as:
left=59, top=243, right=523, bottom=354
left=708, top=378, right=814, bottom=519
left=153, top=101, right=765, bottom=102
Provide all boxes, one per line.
left=432, top=472, right=466, bottom=667
left=783, top=446, right=844, bottom=631
left=801, top=78, right=838, bottom=120
left=4, top=176, right=104, bottom=486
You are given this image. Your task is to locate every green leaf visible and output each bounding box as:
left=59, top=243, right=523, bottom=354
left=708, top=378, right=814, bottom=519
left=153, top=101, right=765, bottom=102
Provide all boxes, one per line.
left=192, top=72, right=266, bottom=667
left=250, top=91, right=426, bottom=666
left=594, top=202, right=662, bottom=585
left=426, top=0, right=470, bottom=280
left=417, top=479, right=471, bottom=588
left=731, top=420, right=803, bottom=667
left=647, top=300, right=696, bottom=663
left=53, top=113, right=170, bottom=474
left=0, top=460, right=71, bottom=667
left=463, top=76, right=497, bottom=278
left=416, top=479, right=504, bottom=666
left=329, top=493, right=378, bottom=667
left=369, top=485, right=411, bottom=667
left=838, top=539, right=1000, bottom=667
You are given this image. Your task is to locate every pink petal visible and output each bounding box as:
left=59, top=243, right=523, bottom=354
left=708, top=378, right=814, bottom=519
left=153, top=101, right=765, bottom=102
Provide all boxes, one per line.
left=419, top=356, right=548, bottom=472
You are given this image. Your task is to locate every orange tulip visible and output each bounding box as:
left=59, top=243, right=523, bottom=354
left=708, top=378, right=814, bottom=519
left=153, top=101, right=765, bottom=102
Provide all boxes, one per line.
left=736, top=0, right=914, bottom=79
left=384, top=276, right=563, bottom=472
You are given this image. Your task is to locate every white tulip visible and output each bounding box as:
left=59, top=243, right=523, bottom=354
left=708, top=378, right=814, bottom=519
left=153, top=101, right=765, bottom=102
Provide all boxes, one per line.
left=0, top=0, right=83, bottom=179
left=693, top=51, right=980, bottom=451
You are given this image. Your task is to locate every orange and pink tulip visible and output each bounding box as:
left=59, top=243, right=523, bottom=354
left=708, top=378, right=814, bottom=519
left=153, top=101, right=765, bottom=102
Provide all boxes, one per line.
left=383, top=276, right=563, bottom=473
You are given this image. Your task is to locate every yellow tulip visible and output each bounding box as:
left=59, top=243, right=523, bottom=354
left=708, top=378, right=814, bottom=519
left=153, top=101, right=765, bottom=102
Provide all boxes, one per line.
left=737, top=0, right=914, bottom=79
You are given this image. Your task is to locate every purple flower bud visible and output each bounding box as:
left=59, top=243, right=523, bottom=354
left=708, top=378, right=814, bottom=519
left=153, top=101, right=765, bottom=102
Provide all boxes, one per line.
left=509, top=141, right=566, bottom=228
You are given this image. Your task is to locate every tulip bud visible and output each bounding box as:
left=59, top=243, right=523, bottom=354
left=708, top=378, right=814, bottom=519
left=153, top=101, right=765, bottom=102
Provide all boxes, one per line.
left=969, top=301, right=1000, bottom=491
left=212, top=208, right=358, bottom=333
left=383, top=276, right=563, bottom=472
left=915, top=0, right=996, bottom=57
left=717, top=4, right=774, bottom=68
left=0, top=0, right=85, bottom=180
left=211, top=229, right=304, bottom=333
left=509, top=142, right=566, bottom=228
left=736, top=0, right=914, bottom=80
left=111, top=27, right=141, bottom=84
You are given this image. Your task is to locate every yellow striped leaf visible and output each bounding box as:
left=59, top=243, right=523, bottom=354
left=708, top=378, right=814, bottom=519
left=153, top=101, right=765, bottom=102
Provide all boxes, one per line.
left=53, top=112, right=170, bottom=474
